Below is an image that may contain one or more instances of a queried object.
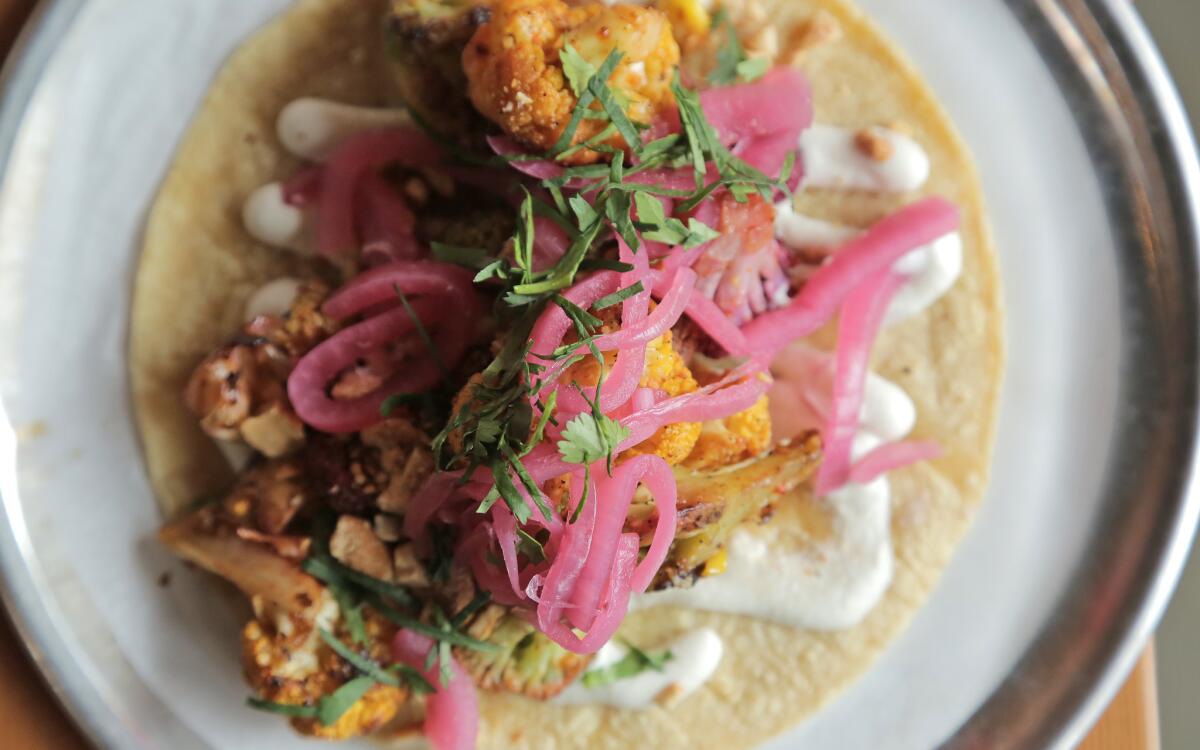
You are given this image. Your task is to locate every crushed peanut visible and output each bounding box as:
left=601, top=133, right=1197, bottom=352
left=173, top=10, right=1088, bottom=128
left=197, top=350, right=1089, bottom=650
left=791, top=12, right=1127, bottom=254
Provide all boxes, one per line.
left=654, top=682, right=687, bottom=708
left=854, top=128, right=894, bottom=162
left=330, top=515, right=395, bottom=581
left=782, top=10, right=842, bottom=65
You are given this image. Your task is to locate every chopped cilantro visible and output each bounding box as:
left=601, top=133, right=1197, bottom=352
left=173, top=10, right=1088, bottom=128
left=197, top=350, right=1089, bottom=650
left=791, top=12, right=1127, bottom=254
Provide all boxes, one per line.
left=557, top=411, right=630, bottom=467
left=580, top=642, right=673, bottom=688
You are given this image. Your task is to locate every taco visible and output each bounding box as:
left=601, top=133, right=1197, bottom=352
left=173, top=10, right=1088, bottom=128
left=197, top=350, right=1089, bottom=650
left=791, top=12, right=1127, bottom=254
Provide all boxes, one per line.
left=130, top=0, right=1003, bottom=746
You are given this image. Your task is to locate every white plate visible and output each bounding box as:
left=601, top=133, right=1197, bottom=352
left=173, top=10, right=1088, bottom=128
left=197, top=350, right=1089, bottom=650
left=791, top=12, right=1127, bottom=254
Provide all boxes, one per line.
left=0, top=1, right=1197, bottom=748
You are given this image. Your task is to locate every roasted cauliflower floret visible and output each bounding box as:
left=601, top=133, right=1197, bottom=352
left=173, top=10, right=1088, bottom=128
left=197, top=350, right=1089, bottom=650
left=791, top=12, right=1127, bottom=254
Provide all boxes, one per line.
left=648, top=434, right=823, bottom=588
left=558, top=304, right=701, bottom=466
left=184, top=280, right=336, bottom=456
left=620, top=330, right=702, bottom=465
left=461, top=0, right=680, bottom=162
left=455, top=606, right=591, bottom=698
left=242, top=609, right=407, bottom=739
left=385, top=0, right=496, bottom=143
left=682, top=393, right=771, bottom=470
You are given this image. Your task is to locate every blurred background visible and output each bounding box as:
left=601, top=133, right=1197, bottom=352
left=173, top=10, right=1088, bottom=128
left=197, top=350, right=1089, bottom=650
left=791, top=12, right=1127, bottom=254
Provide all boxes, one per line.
left=1139, top=2, right=1200, bottom=748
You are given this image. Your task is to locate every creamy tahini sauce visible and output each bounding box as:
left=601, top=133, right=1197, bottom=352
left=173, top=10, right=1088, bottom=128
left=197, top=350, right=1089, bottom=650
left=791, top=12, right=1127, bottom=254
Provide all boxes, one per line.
left=277, top=98, right=411, bottom=161
left=244, top=277, right=303, bottom=320
left=638, top=376, right=913, bottom=630
left=799, top=124, right=930, bottom=192
left=773, top=200, right=858, bottom=249
left=886, top=231, right=963, bottom=323
left=772, top=201, right=964, bottom=324
left=553, top=628, right=724, bottom=709
left=242, top=182, right=314, bottom=255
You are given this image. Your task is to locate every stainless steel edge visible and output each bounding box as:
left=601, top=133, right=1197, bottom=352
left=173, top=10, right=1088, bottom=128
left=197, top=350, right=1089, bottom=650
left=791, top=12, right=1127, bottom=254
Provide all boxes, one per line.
left=945, top=0, right=1200, bottom=748
left=0, top=2, right=139, bottom=749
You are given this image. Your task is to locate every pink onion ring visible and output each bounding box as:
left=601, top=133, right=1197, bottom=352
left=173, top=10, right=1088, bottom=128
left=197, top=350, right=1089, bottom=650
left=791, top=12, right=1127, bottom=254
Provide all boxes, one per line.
left=317, top=128, right=444, bottom=255
left=322, top=261, right=479, bottom=320
left=848, top=440, right=943, bottom=486
left=815, top=270, right=906, bottom=494
left=743, top=197, right=960, bottom=354
left=392, top=630, right=478, bottom=750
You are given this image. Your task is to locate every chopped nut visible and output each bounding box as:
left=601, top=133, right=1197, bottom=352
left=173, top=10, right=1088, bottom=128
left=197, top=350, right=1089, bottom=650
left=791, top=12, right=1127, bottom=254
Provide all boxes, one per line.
left=235, top=528, right=311, bottom=560
left=241, top=403, right=306, bottom=457
left=392, top=543, right=431, bottom=588
left=742, top=0, right=767, bottom=26
left=854, top=128, right=895, bottom=162
left=403, top=177, right=430, bottom=206
left=379, top=448, right=434, bottom=514
left=744, top=25, right=778, bottom=59
left=654, top=682, right=687, bottom=708
left=783, top=10, right=842, bottom=65
left=374, top=514, right=404, bottom=543
left=330, top=516, right=395, bottom=582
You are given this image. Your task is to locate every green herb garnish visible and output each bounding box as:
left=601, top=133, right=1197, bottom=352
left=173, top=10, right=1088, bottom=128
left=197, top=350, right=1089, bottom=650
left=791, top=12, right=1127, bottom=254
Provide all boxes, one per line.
left=580, top=642, right=673, bottom=688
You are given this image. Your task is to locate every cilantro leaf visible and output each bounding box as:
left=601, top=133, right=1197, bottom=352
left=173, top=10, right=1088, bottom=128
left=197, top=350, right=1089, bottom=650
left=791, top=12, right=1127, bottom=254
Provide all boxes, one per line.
left=557, top=411, right=630, bottom=466
left=560, top=42, right=596, bottom=98
left=580, top=643, right=673, bottom=688
left=735, top=56, right=770, bottom=83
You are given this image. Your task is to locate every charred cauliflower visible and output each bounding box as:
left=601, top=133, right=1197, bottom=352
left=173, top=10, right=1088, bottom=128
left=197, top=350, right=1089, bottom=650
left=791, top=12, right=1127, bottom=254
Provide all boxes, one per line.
left=455, top=606, right=591, bottom=698
left=649, top=434, right=823, bottom=588
left=682, top=394, right=772, bottom=470
left=242, top=608, right=408, bottom=739
left=384, top=0, right=496, bottom=142
left=184, top=280, right=335, bottom=457
left=461, top=0, right=680, bottom=162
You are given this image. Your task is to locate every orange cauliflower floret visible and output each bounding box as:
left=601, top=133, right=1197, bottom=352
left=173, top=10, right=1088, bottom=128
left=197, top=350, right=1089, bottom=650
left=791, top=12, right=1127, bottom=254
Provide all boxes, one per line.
left=564, top=324, right=700, bottom=466
left=682, top=394, right=772, bottom=470
left=623, top=330, right=702, bottom=465
left=461, top=0, right=680, bottom=162
left=241, top=605, right=407, bottom=740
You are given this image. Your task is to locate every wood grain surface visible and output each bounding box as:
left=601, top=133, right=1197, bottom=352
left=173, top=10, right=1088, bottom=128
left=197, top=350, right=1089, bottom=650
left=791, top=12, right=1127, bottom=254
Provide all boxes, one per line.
left=0, top=0, right=1163, bottom=748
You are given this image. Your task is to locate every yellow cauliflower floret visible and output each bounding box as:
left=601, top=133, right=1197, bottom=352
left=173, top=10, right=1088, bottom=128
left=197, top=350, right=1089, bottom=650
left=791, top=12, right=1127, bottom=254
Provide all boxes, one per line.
left=461, top=0, right=680, bottom=163
left=242, top=610, right=407, bottom=739
left=620, top=331, right=701, bottom=465
left=682, top=394, right=772, bottom=470
left=655, top=0, right=711, bottom=39
left=560, top=322, right=700, bottom=465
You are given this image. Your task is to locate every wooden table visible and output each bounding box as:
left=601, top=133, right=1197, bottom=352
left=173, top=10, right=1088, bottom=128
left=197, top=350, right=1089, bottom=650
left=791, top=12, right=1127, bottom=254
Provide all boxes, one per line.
left=0, top=0, right=1163, bottom=748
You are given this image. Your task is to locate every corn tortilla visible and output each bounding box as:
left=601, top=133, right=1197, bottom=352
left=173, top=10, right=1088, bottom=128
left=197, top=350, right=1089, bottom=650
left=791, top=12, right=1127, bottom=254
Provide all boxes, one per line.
left=129, top=0, right=1004, bottom=746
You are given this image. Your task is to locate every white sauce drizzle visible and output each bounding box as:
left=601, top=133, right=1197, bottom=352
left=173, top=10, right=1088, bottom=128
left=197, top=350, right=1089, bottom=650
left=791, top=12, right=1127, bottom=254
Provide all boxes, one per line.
left=773, top=200, right=858, bottom=249
left=638, top=370, right=914, bottom=630
left=553, top=629, right=724, bottom=709
left=799, top=124, right=930, bottom=192
left=242, top=182, right=315, bottom=255
left=244, top=277, right=302, bottom=320
left=277, top=98, right=411, bottom=161
left=885, top=232, right=963, bottom=324
left=772, top=200, right=964, bottom=324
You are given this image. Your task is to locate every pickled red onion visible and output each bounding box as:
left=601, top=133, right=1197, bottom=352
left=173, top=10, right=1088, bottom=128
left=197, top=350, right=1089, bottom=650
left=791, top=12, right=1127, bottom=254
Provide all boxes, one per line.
left=698, top=66, right=813, bottom=145
left=391, top=630, right=478, bottom=750
left=317, top=128, right=443, bottom=255
left=322, top=261, right=478, bottom=320
left=743, top=197, right=960, bottom=354
left=287, top=301, right=445, bottom=433
left=357, top=173, right=420, bottom=264
left=590, top=268, right=694, bottom=351
left=848, top=440, right=943, bottom=485
left=815, top=270, right=906, bottom=495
